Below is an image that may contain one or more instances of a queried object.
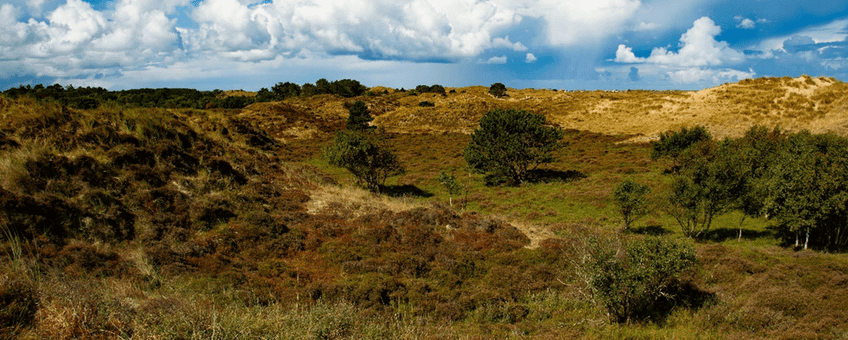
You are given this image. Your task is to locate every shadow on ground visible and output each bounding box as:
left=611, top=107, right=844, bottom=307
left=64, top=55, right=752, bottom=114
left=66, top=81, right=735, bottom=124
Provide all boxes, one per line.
left=628, top=224, right=671, bottom=236
left=382, top=184, right=434, bottom=198
left=531, top=169, right=587, bottom=183
left=700, top=228, right=773, bottom=242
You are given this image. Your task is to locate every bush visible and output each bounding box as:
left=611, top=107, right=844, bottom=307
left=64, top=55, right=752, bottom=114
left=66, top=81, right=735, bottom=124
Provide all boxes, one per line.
left=613, top=179, right=651, bottom=230
left=415, top=85, right=446, bottom=95
left=323, top=130, right=404, bottom=193
left=464, top=109, right=564, bottom=185
left=489, top=83, right=507, bottom=97
left=651, top=126, right=711, bottom=167
left=584, top=236, right=698, bottom=323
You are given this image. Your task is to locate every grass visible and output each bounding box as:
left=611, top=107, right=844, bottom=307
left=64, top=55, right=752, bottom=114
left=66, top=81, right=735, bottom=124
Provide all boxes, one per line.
left=3, top=77, right=848, bottom=338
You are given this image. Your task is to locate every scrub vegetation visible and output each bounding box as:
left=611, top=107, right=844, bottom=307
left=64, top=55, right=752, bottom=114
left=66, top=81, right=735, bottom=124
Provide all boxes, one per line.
left=3, top=76, right=848, bottom=339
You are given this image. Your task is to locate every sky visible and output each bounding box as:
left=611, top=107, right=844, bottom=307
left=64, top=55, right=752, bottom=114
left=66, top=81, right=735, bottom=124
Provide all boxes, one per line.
left=2, top=0, right=848, bottom=91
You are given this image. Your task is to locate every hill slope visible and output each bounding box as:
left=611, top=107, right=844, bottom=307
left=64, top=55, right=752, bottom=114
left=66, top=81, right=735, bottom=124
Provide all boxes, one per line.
left=259, top=75, right=848, bottom=141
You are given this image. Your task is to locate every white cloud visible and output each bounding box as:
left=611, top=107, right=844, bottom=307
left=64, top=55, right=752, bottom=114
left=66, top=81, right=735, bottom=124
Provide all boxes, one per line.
left=525, top=53, right=537, bottom=63
left=42, top=0, right=107, bottom=53
left=615, top=17, right=744, bottom=67
left=633, top=21, right=659, bottom=31
left=668, top=67, right=755, bottom=84
left=492, top=36, right=528, bottom=51
left=482, top=55, right=507, bottom=64
left=738, top=18, right=755, bottom=29
left=734, top=16, right=767, bottom=30
left=518, top=0, right=641, bottom=46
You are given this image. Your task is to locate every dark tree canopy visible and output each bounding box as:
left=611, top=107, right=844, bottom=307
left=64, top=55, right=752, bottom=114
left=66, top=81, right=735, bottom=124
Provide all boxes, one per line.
left=323, top=130, right=404, bottom=193
left=415, top=84, right=446, bottom=95
left=272, top=82, right=302, bottom=99
left=464, top=108, right=564, bottom=185
left=346, top=101, right=373, bottom=131
left=489, top=83, right=507, bottom=97
left=651, top=126, right=712, bottom=167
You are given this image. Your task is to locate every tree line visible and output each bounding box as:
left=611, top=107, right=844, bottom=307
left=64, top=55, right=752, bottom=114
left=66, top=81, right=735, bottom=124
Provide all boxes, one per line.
left=2, top=78, right=370, bottom=110
left=645, top=125, right=848, bottom=251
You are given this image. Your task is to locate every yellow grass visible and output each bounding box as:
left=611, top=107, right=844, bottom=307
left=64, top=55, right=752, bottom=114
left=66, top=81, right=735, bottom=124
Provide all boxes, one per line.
left=318, top=76, right=848, bottom=141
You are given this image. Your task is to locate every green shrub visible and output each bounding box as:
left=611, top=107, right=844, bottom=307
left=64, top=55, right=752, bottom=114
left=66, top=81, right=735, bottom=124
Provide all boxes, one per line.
left=464, top=108, right=564, bottom=185
left=584, top=236, right=697, bottom=323
left=323, top=130, right=404, bottom=193
left=651, top=126, right=711, bottom=167
left=612, top=179, right=651, bottom=230
left=489, top=83, right=507, bottom=97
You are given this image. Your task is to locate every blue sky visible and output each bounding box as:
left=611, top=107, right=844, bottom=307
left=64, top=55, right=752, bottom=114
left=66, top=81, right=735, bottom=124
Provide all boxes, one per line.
left=2, top=0, right=848, bottom=91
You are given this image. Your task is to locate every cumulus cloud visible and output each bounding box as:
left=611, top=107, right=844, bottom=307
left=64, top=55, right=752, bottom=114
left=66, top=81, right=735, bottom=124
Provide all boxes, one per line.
left=0, top=0, right=187, bottom=81
left=612, top=17, right=754, bottom=85
left=734, top=16, right=768, bottom=29
left=615, top=17, right=745, bottom=67
left=178, top=0, right=528, bottom=61
left=525, top=53, right=537, bottom=63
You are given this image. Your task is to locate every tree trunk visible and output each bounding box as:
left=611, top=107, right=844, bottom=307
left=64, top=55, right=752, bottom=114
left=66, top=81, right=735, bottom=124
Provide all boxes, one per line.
left=804, top=228, right=810, bottom=250
left=738, top=214, right=747, bottom=242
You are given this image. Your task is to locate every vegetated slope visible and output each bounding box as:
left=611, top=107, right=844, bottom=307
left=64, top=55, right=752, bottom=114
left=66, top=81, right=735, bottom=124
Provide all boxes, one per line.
left=350, top=76, right=848, bottom=140
left=0, top=95, right=557, bottom=338
left=5, top=77, right=848, bottom=338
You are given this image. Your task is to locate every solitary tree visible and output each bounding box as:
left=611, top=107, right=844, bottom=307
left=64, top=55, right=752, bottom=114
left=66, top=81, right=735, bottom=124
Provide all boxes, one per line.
left=489, top=83, right=507, bottom=97
left=437, top=171, right=464, bottom=207
left=613, top=179, right=651, bottom=230
left=346, top=100, right=373, bottom=131
left=323, top=130, right=404, bottom=193
left=464, top=108, right=564, bottom=185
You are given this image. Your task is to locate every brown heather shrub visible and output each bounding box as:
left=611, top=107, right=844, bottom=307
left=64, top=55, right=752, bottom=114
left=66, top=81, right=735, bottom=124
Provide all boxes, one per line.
left=0, top=271, right=38, bottom=337
left=49, top=242, right=138, bottom=279
left=36, top=279, right=136, bottom=340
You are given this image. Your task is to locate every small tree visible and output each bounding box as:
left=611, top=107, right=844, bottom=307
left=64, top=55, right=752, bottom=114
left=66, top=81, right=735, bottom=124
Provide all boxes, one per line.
left=464, top=108, right=564, bottom=185
left=437, top=171, right=464, bottom=207
left=613, top=179, right=651, bottom=230
left=323, top=130, right=404, bottom=193
left=346, top=101, right=373, bottom=131
left=489, top=83, right=507, bottom=97
left=665, top=141, right=739, bottom=238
